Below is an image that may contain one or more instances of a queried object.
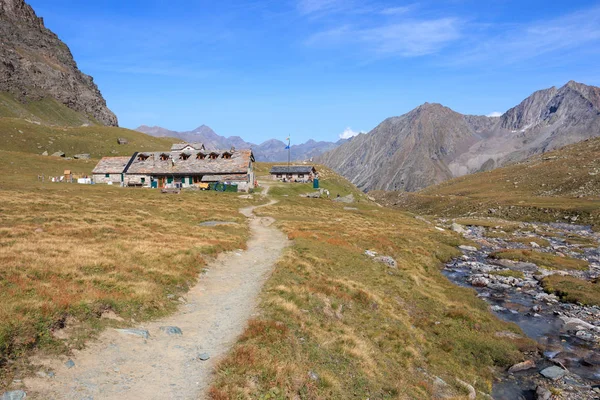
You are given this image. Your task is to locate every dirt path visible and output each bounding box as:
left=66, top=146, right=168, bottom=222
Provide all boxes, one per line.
left=25, top=190, right=288, bottom=400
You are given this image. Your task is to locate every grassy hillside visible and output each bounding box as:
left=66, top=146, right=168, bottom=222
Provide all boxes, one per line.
left=0, top=117, right=178, bottom=158
left=0, top=151, right=261, bottom=388
left=0, top=92, right=100, bottom=127
left=373, top=137, right=600, bottom=227
left=209, top=177, right=532, bottom=399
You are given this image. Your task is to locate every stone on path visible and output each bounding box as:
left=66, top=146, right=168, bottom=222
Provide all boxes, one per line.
left=1, top=391, right=27, bottom=400
left=65, top=359, right=75, bottom=369
left=198, top=353, right=210, bottom=361
left=540, top=366, right=567, bottom=380
left=116, top=329, right=150, bottom=339
left=536, top=386, right=552, bottom=400
left=332, top=194, right=354, bottom=203
left=160, top=326, right=183, bottom=336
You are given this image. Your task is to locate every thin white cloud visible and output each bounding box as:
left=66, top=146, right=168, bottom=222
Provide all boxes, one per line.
left=380, top=6, right=413, bottom=16
left=487, top=111, right=503, bottom=117
left=307, top=18, right=461, bottom=57
left=453, top=5, right=600, bottom=65
left=339, top=127, right=365, bottom=139
left=297, top=0, right=346, bottom=15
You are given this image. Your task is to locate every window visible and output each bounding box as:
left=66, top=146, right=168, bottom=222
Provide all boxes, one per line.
left=222, top=152, right=232, bottom=159
left=179, top=153, right=191, bottom=160
left=141, top=177, right=146, bottom=184
left=298, top=174, right=304, bottom=178
left=197, top=153, right=206, bottom=160
left=137, top=154, right=149, bottom=161
left=209, top=153, right=219, bottom=160
left=105, top=173, right=110, bottom=178
left=159, top=154, right=170, bottom=161
left=276, top=174, right=282, bottom=178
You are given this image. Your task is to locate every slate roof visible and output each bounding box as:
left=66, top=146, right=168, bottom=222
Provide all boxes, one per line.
left=92, top=156, right=134, bottom=174
left=171, top=143, right=206, bottom=151
left=270, top=165, right=316, bottom=174
left=126, top=149, right=254, bottom=175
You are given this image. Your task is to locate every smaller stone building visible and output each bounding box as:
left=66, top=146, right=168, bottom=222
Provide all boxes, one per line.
left=270, top=165, right=317, bottom=182
left=92, top=156, right=132, bottom=184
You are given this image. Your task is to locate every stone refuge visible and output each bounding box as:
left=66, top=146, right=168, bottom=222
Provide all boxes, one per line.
left=270, top=165, right=317, bottom=182
left=92, top=143, right=255, bottom=192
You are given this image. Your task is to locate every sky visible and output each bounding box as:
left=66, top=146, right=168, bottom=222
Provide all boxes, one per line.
left=28, top=0, right=600, bottom=144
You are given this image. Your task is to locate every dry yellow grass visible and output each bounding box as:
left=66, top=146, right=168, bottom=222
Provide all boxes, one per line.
left=209, top=179, right=532, bottom=399
left=0, top=150, right=258, bottom=386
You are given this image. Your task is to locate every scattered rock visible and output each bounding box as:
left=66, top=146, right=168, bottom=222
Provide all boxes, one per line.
left=332, top=194, right=354, bottom=204
left=115, top=329, right=150, bottom=339
left=34, top=228, right=43, bottom=233
left=1, top=391, right=27, bottom=400
left=459, top=245, right=478, bottom=252
left=540, top=366, right=567, bottom=381
left=374, top=255, right=397, bottom=268
left=308, top=371, right=319, bottom=381
left=343, top=207, right=358, bottom=211
left=101, top=310, right=124, bottom=321
left=64, top=359, right=75, bottom=369
left=50, top=151, right=65, bottom=157
left=535, top=386, right=552, bottom=400
left=199, top=221, right=237, bottom=227
left=452, top=223, right=467, bottom=234
left=531, top=242, right=541, bottom=248
left=41, top=151, right=48, bottom=156
left=301, top=191, right=321, bottom=199
left=491, top=305, right=506, bottom=312
left=435, top=226, right=445, bottom=231
left=73, top=153, right=90, bottom=159
left=160, top=326, right=183, bottom=336
left=364, top=250, right=378, bottom=258
left=471, top=277, right=489, bottom=287
left=456, top=378, right=476, bottom=400
left=198, top=353, right=210, bottom=361
left=508, top=359, right=536, bottom=373
left=117, top=138, right=128, bottom=145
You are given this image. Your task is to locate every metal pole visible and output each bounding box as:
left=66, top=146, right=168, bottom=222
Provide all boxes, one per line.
left=288, top=136, right=290, bottom=170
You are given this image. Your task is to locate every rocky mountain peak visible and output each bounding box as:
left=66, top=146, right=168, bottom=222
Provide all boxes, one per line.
left=0, top=0, right=118, bottom=126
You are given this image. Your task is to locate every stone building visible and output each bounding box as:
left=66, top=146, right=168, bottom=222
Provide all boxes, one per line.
left=91, top=143, right=255, bottom=192
left=270, top=165, right=317, bottom=182
left=92, top=156, right=132, bottom=185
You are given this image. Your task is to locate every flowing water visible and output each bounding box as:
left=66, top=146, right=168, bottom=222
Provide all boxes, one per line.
left=442, top=221, right=600, bottom=399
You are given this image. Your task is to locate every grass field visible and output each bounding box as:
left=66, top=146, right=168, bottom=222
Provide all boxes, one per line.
left=542, top=275, right=600, bottom=306
left=0, top=151, right=260, bottom=388
left=372, top=138, right=600, bottom=228
left=489, top=249, right=589, bottom=271
left=209, top=175, right=533, bottom=399
left=0, top=92, right=99, bottom=127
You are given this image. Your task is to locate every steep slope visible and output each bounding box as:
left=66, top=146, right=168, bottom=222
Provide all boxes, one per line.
left=319, top=81, right=600, bottom=192
left=0, top=0, right=117, bottom=126
left=319, top=103, right=485, bottom=192
left=372, top=137, right=600, bottom=227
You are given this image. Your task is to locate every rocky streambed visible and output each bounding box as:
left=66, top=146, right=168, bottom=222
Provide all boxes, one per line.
left=443, top=220, right=600, bottom=399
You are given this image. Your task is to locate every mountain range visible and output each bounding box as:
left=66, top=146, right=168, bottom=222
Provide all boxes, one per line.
left=317, top=81, right=600, bottom=192
left=0, top=0, right=117, bottom=126
left=135, top=124, right=348, bottom=162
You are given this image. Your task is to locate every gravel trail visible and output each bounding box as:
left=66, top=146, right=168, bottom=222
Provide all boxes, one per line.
left=24, top=191, right=288, bottom=399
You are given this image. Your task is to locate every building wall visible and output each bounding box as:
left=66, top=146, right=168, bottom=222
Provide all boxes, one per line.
left=93, top=173, right=123, bottom=184
left=271, top=172, right=313, bottom=182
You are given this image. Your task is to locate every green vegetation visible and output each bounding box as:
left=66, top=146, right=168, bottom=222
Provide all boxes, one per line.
left=209, top=176, right=531, bottom=399
left=0, top=117, right=177, bottom=158
left=0, top=151, right=260, bottom=386
left=489, top=270, right=525, bottom=279
left=0, top=92, right=99, bottom=126
left=489, top=249, right=589, bottom=271
left=510, top=237, right=551, bottom=248
left=542, top=275, right=600, bottom=306
left=373, top=138, right=600, bottom=229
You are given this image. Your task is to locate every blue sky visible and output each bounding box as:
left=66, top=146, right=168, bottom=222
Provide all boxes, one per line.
left=29, top=0, right=600, bottom=144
